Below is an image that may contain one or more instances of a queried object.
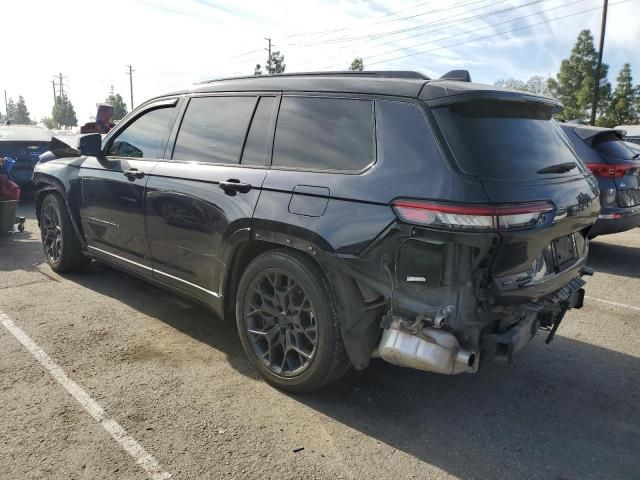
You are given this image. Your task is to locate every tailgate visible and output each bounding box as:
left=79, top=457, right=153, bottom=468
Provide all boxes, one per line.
left=482, top=175, right=599, bottom=300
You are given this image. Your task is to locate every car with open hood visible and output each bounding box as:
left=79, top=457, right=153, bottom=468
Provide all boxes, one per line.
left=33, top=70, right=599, bottom=392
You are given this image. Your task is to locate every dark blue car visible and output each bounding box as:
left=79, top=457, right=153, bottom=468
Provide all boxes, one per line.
left=0, top=125, right=52, bottom=187
left=561, top=124, right=640, bottom=237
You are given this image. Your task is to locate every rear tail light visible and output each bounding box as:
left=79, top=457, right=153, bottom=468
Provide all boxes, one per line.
left=392, top=200, right=554, bottom=231
left=599, top=213, right=624, bottom=220
left=586, top=163, right=640, bottom=178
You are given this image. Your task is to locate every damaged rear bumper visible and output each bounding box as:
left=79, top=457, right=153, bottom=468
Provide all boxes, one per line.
left=373, top=270, right=589, bottom=376
left=480, top=276, right=586, bottom=363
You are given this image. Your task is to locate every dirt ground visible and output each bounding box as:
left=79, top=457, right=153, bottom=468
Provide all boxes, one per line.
left=1, top=194, right=638, bottom=480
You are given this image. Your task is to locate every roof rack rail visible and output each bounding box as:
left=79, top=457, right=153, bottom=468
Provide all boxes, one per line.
left=200, top=70, right=430, bottom=84
left=439, top=70, right=472, bottom=82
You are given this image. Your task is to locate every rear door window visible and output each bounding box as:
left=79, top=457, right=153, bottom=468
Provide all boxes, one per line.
left=273, top=96, right=374, bottom=171
left=173, top=96, right=257, bottom=164
left=432, top=100, right=582, bottom=180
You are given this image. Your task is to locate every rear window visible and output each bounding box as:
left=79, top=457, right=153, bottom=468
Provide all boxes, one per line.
left=273, top=96, right=374, bottom=171
left=432, top=100, right=580, bottom=180
left=173, top=96, right=257, bottom=164
left=592, top=134, right=638, bottom=160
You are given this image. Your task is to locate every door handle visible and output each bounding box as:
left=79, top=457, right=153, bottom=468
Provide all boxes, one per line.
left=123, top=168, right=145, bottom=181
left=219, top=179, right=252, bottom=195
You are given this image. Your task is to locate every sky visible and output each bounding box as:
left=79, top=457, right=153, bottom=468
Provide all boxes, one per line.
left=1, top=0, right=639, bottom=125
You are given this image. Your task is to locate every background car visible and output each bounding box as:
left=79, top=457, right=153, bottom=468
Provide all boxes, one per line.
left=0, top=125, right=52, bottom=188
left=616, top=124, right=640, bottom=146
left=561, top=124, right=640, bottom=237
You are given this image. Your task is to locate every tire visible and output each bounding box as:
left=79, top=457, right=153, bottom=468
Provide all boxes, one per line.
left=235, top=249, right=350, bottom=393
left=40, top=193, right=89, bottom=273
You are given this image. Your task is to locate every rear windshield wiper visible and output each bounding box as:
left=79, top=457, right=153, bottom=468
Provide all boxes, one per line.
left=537, top=162, right=577, bottom=174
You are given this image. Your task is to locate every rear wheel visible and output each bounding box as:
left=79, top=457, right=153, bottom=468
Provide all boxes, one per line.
left=235, top=249, right=350, bottom=393
left=40, top=194, right=89, bottom=273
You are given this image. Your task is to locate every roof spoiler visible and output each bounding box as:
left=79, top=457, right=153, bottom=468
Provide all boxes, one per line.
left=439, top=70, right=471, bottom=82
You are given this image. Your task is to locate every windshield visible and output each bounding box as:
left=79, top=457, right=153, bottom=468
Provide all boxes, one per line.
left=592, top=133, right=638, bottom=161
left=432, top=100, right=582, bottom=180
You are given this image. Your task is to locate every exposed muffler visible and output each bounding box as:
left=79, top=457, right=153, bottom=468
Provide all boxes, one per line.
left=377, top=320, right=477, bottom=375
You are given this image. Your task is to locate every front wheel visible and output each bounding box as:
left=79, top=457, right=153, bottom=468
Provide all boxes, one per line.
left=235, top=249, right=350, bottom=393
left=40, top=194, right=89, bottom=273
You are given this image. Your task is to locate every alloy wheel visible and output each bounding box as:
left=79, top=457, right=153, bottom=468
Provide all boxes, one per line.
left=244, top=269, right=318, bottom=377
left=42, top=203, right=62, bottom=263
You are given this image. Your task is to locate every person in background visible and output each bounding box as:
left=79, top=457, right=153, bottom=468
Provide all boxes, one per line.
left=0, top=157, right=21, bottom=201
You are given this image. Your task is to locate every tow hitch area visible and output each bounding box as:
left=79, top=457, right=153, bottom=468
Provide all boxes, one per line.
left=376, top=309, right=478, bottom=375
left=541, top=286, right=585, bottom=344
left=481, top=280, right=587, bottom=363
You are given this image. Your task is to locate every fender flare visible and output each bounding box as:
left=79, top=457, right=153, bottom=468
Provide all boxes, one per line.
left=222, top=221, right=385, bottom=369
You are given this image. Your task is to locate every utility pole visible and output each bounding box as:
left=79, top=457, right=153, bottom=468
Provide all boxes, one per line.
left=52, top=80, right=57, bottom=105
left=590, top=0, right=608, bottom=126
left=126, top=65, right=134, bottom=109
left=59, top=72, right=64, bottom=97
left=3, top=90, right=7, bottom=120
left=264, top=37, right=273, bottom=74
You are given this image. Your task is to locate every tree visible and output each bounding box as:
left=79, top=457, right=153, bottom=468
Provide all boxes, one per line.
left=548, top=29, right=611, bottom=123
left=105, top=92, right=128, bottom=120
left=14, top=96, right=31, bottom=124
left=254, top=64, right=262, bottom=75
left=495, top=76, right=552, bottom=97
left=52, top=94, right=78, bottom=128
left=495, top=78, right=527, bottom=91
left=524, top=76, right=552, bottom=97
left=350, top=58, right=364, bottom=71
left=600, top=63, right=639, bottom=127
left=6, top=98, right=16, bottom=121
left=42, top=117, right=57, bottom=130
left=266, top=51, right=286, bottom=74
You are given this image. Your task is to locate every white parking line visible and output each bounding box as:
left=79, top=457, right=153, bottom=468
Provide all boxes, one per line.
left=0, top=311, right=171, bottom=480
left=585, top=296, right=640, bottom=312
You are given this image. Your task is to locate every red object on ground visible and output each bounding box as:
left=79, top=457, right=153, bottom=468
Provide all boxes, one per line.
left=0, top=175, right=20, bottom=201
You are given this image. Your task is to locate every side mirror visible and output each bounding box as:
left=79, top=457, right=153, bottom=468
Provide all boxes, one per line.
left=78, top=133, right=103, bottom=157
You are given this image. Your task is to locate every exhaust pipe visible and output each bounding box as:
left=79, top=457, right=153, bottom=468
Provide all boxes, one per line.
left=377, top=320, right=477, bottom=375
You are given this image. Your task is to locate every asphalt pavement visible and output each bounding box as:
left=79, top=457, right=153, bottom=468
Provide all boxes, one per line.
left=1, top=193, right=638, bottom=480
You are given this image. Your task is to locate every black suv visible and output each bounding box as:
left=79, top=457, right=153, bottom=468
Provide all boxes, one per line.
left=33, top=71, right=599, bottom=392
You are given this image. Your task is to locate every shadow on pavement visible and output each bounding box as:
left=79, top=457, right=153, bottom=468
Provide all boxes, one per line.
left=61, top=261, right=640, bottom=480
left=588, top=240, right=640, bottom=278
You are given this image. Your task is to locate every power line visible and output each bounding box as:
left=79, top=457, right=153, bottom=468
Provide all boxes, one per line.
left=226, top=48, right=264, bottom=61
left=591, top=0, right=608, bottom=125
left=265, top=37, right=273, bottom=72
left=56, top=73, right=69, bottom=98
left=298, top=0, right=555, bottom=70
left=126, top=65, right=135, bottom=109
left=285, top=0, right=434, bottom=38
left=363, top=0, right=630, bottom=68
left=291, top=0, right=509, bottom=69
left=319, top=0, right=585, bottom=69
left=289, top=0, right=548, bottom=46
